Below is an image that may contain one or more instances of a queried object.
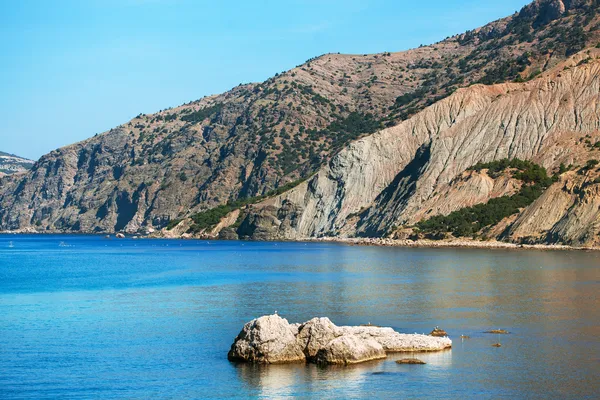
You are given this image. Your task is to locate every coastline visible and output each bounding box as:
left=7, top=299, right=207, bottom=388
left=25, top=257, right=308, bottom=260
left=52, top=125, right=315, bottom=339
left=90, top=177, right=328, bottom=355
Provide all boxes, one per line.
left=311, top=237, right=600, bottom=252
left=3, top=230, right=599, bottom=252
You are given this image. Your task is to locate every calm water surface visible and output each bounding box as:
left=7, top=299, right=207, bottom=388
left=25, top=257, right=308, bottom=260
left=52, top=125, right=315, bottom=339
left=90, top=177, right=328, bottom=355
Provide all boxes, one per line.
left=0, top=235, right=598, bottom=399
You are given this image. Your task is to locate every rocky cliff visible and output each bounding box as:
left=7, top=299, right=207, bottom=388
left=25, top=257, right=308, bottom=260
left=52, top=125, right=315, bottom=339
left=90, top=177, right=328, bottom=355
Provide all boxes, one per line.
left=0, top=0, right=599, bottom=242
left=236, top=50, right=600, bottom=246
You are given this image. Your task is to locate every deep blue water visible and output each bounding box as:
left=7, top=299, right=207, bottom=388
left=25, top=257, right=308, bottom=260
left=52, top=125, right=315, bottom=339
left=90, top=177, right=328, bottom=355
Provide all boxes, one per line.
left=0, top=235, right=598, bottom=399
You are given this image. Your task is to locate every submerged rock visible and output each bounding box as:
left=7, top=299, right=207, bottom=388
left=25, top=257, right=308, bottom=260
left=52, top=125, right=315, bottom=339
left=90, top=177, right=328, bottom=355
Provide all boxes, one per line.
left=228, top=315, right=452, bottom=365
left=492, top=343, right=502, bottom=347
left=484, top=329, right=510, bottom=334
left=396, top=358, right=426, bottom=364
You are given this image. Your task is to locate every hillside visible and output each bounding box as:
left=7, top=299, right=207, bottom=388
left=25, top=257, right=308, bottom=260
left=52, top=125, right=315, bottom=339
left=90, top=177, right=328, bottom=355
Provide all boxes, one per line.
left=1, top=0, right=599, bottom=238
left=0, top=152, right=34, bottom=176
left=233, top=49, right=600, bottom=247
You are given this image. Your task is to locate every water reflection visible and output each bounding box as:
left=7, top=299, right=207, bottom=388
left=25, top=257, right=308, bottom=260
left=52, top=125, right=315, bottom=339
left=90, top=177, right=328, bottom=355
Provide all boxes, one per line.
left=235, top=361, right=377, bottom=398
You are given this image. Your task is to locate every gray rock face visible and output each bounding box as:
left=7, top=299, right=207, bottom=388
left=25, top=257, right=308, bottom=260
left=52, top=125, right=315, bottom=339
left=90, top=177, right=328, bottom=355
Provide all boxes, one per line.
left=227, top=315, right=305, bottom=364
left=315, top=334, right=386, bottom=365
left=296, top=317, right=340, bottom=360
left=228, top=315, right=451, bottom=365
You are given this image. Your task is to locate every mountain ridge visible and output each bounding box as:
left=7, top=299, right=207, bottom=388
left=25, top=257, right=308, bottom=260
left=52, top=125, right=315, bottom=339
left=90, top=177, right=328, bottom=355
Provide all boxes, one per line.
left=1, top=0, right=599, bottom=244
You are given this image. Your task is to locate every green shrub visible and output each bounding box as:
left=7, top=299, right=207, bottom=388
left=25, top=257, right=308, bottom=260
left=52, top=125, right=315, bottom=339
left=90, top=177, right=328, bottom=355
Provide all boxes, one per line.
left=418, top=159, right=553, bottom=237
left=166, top=219, right=182, bottom=230
left=181, top=103, right=224, bottom=123
left=186, top=177, right=310, bottom=233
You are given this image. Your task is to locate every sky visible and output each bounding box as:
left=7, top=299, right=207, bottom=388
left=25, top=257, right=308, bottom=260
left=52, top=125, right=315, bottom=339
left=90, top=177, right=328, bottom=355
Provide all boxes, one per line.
left=1, top=0, right=532, bottom=160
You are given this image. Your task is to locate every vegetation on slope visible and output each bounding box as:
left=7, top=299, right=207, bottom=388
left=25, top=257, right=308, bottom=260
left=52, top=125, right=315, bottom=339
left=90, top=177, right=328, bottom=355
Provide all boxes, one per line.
left=176, top=177, right=309, bottom=234
left=4, top=0, right=600, bottom=234
left=415, top=159, right=556, bottom=237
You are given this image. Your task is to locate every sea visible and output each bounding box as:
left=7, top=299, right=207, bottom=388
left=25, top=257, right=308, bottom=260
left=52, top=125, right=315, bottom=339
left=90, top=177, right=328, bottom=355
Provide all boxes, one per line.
left=0, top=235, right=598, bottom=399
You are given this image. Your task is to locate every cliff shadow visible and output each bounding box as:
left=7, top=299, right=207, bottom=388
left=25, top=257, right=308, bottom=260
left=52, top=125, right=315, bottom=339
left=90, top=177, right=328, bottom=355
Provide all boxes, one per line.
left=357, top=143, right=431, bottom=237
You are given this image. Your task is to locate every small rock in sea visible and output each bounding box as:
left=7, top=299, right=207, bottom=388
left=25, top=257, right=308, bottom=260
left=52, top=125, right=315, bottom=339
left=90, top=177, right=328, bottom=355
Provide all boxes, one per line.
left=484, top=329, right=510, bottom=334
left=492, top=343, right=502, bottom=347
left=228, top=315, right=452, bottom=365
left=396, top=358, right=426, bottom=364
left=116, top=233, right=125, bottom=239
left=430, top=327, right=448, bottom=337
left=460, top=335, right=470, bottom=339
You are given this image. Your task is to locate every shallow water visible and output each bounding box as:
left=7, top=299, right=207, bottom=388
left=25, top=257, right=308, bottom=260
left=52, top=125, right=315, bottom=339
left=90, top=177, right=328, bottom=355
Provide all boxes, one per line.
left=0, top=235, right=598, bottom=399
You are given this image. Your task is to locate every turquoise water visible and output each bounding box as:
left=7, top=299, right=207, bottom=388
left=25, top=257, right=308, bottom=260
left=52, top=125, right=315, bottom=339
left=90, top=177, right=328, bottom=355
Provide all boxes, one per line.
left=0, top=235, right=598, bottom=399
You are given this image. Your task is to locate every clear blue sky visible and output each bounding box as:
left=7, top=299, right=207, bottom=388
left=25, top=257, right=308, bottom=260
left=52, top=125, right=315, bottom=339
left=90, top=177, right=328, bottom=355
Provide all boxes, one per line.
left=1, top=0, right=531, bottom=160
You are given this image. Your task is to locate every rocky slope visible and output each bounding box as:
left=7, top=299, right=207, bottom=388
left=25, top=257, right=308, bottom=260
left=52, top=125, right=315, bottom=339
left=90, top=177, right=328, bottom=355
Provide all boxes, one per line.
left=0, top=152, right=34, bottom=176
left=234, top=50, right=600, bottom=246
left=1, top=0, right=599, bottom=234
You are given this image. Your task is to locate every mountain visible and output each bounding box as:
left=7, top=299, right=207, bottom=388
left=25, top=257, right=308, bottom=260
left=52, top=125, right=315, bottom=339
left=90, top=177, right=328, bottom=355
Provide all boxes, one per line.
left=0, top=0, right=599, bottom=243
left=0, top=152, right=35, bottom=176
left=234, top=50, right=600, bottom=247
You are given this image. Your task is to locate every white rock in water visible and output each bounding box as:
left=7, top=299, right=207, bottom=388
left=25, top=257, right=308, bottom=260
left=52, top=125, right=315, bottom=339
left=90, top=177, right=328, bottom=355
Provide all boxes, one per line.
left=340, top=326, right=452, bottom=352
left=296, top=317, right=340, bottom=360
left=228, top=315, right=452, bottom=365
left=315, top=334, right=386, bottom=365
left=227, top=315, right=305, bottom=364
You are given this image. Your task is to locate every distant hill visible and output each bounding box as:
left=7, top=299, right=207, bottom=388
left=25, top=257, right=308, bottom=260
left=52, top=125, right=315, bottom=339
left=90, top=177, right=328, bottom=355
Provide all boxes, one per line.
left=0, top=152, right=34, bottom=175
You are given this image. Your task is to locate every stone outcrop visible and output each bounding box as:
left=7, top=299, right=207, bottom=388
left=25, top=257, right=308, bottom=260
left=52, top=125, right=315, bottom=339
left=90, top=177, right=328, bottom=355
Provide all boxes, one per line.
left=228, top=315, right=451, bottom=365
left=340, top=326, right=452, bottom=352
left=430, top=327, right=448, bottom=337
left=315, top=335, right=386, bottom=365
left=227, top=315, right=306, bottom=364
left=295, top=317, right=340, bottom=360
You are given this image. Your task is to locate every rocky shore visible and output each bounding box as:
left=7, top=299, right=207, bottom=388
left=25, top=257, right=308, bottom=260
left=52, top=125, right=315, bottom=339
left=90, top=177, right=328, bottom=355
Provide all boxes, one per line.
left=228, top=315, right=451, bottom=365
left=4, top=229, right=599, bottom=252
left=312, top=237, right=600, bottom=252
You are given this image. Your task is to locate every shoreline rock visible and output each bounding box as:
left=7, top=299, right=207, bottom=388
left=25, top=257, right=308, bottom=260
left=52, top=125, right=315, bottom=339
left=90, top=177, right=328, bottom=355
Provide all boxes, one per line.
left=310, top=237, right=600, bottom=252
left=2, top=230, right=599, bottom=253
left=228, top=315, right=451, bottom=365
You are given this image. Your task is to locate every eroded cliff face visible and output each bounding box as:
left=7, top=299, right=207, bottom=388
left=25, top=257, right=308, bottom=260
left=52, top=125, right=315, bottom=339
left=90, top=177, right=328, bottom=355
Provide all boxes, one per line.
left=237, top=51, right=600, bottom=246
